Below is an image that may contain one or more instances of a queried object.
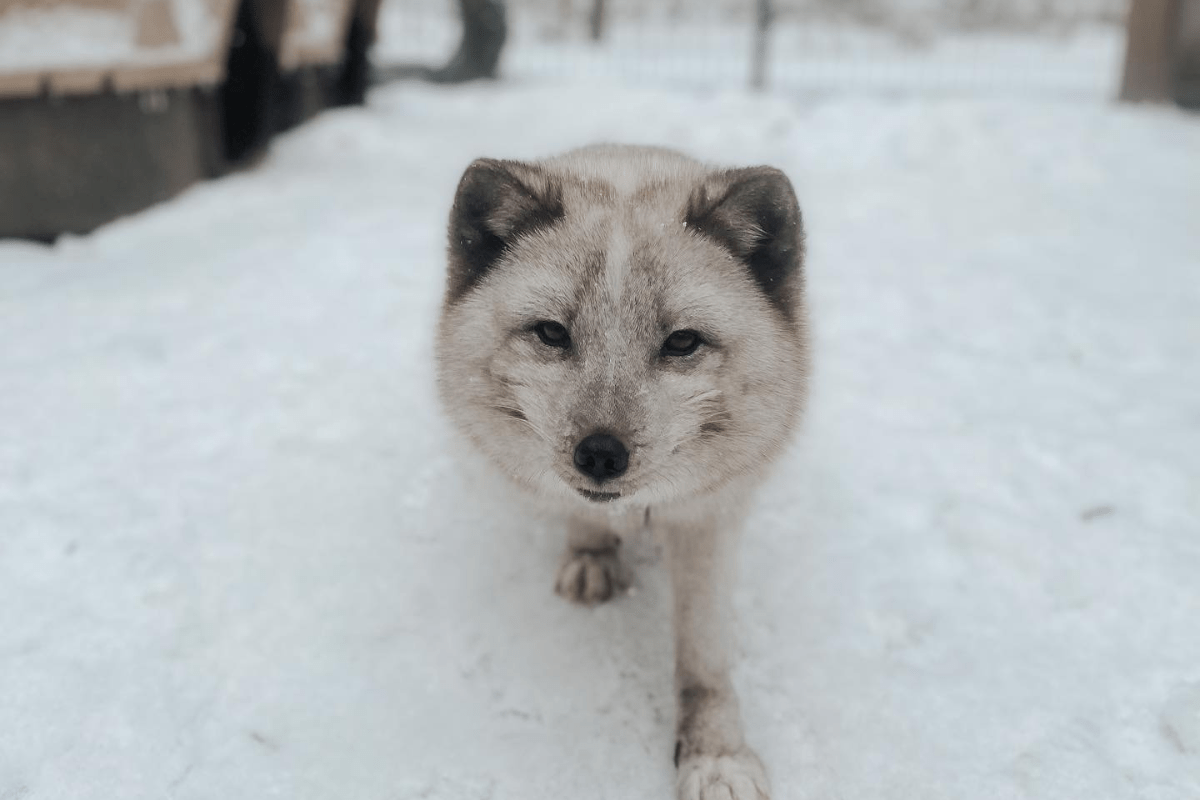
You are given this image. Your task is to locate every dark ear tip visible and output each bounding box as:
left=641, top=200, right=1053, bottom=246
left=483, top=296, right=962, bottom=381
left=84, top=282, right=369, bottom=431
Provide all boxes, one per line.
left=456, top=158, right=557, bottom=205
left=445, top=156, right=565, bottom=304
left=458, top=157, right=507, bottom=188
left=466, top=156, right=509, bottom=173
left=747, top=165, right=789, bottom=180
left=746, top=167, right=802, bottom=228
left=683, top=163, right=804, bottom=320
left=744, top=165, right=799, bottom=198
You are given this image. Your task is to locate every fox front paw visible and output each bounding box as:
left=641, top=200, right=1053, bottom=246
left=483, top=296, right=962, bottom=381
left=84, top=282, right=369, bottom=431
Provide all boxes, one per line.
left=554, top=548, right=626, bottom=605
left=676, top=748, right=770, bottom=800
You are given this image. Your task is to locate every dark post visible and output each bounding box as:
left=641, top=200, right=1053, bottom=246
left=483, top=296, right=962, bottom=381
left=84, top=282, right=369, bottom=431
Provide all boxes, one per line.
left=751, top=0, right=772, bottom=91
left=428, top=0, right=507, bottom=82
left=221, top=0, right=279, bottom=163
left=1119, top=0, right=1182, bottom=101
left=589, top=0, right=607, bottom=42
left=1176, top=0, right=1200, bottom=106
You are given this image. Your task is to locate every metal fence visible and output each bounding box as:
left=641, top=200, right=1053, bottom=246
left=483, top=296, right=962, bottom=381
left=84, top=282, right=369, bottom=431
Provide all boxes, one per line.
left=374, top=0, right=1128, bottom=97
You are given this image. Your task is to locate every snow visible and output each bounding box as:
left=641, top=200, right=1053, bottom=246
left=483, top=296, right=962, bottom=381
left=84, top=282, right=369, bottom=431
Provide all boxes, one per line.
left=2, top=46, right=1200, bottom=800
left=0, top=0, right=221, bottom=73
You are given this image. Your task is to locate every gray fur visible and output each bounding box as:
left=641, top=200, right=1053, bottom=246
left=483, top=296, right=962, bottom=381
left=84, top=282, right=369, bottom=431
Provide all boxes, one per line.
left=435, top=145, right=808, bottom=800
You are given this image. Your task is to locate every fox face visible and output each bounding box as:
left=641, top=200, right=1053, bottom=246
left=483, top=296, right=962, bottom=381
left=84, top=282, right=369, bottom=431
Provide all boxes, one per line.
left=435, top=146, right=809, bottom=511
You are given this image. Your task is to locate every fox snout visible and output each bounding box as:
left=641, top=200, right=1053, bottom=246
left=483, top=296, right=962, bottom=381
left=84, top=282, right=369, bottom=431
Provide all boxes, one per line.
left=572, top=433, right=629, bottom=483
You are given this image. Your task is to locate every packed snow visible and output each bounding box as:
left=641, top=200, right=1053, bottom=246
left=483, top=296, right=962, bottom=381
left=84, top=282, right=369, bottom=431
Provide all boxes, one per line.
left=2, top=36, right=1200, bottom=800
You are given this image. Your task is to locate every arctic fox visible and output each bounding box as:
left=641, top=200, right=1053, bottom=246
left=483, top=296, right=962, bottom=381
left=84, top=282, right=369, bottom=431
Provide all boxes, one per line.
left=435, top=145, right=808, bottom=800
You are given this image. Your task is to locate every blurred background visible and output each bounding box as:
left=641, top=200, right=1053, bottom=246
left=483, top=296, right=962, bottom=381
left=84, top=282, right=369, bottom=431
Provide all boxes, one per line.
left=1, top=2, right=1199, bottom=800
left=0, top=0, right=1197, bottom=238
left=379, top=0, right=1128, bottom=93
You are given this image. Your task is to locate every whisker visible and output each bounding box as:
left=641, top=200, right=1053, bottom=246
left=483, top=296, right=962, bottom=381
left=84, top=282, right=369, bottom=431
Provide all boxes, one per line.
left=489, top=403, right=553, bottom=443
left=492, top=405, right=528, bottom=422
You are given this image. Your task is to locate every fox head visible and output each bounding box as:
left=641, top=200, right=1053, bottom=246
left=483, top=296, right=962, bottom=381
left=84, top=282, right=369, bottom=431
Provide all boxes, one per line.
left=435, top=146, right=808, bottom=511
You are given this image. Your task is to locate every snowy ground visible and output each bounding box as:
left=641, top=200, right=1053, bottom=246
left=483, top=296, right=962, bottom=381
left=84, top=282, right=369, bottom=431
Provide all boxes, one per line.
left=3, top=61, right=1200, bottom=800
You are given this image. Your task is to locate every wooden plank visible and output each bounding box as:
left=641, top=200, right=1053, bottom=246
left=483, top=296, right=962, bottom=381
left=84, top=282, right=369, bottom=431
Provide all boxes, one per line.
left=1120, top=0, right=1183, bottom=101
left=278, top=0, right=309, bottom=70
left=210, top=0, right=242, bottom=64
left=290, top=39, right=342, bottom=67
left=0, top=70, right=44, bottom=99
left=48, top=68, right=111, bottom=95
left=3, top=61, right=221, bottom=99
left=0, top=0, right=127, bottom=9
left=111, top=60, right=221, bottom=91
left=0, top=85, right=214, bottom=239
left=135, top=0, right=182, bottom=48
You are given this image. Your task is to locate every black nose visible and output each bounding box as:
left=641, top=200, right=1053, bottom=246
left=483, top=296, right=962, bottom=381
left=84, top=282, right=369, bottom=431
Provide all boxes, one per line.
left=573, top=434, right=629, bottom=482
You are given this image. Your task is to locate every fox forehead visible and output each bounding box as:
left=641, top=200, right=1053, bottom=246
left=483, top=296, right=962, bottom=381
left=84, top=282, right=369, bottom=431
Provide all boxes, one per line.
left=490, top=208, right=747, bottom=337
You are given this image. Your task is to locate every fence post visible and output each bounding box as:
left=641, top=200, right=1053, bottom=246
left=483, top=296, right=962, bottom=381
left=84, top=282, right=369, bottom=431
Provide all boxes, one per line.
left=589, top=0, right=606, bottom=41
left=1177, top=0, right=1200, bottom=106
left=1119, top=0, right=1182, bottom=101
left=751, top=0, right=772, bottom=90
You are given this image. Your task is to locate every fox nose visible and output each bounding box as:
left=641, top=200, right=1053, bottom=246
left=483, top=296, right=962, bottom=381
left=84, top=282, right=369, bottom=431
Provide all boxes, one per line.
left=573, top=434, right=629, bottom=482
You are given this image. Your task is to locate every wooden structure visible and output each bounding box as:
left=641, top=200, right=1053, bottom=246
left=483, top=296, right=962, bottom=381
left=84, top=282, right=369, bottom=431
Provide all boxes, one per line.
left=1120, top=0, right=1200, bottom=106
left=0, top=0, right=383, bottom=240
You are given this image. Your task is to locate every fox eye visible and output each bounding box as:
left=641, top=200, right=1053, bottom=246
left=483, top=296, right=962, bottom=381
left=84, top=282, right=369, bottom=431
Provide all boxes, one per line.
left=533, top=321, right=571, bottom=348
left=662, top=329, right=702, bottom=357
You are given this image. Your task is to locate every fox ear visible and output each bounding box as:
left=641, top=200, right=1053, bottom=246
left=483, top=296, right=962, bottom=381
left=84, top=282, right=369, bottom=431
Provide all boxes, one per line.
left=685, top=166, right=804, bottom=318
left=445, top=158, right=565, bottom=303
